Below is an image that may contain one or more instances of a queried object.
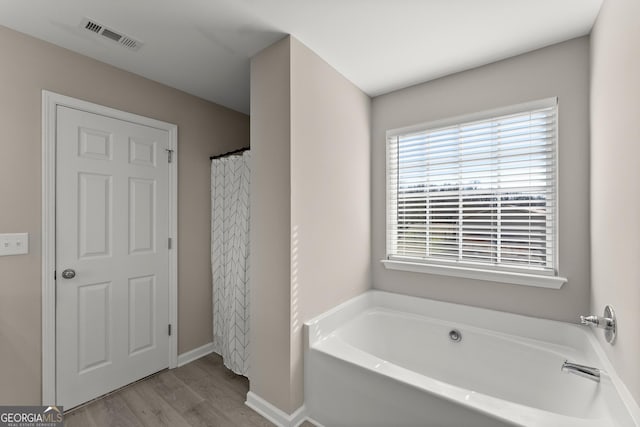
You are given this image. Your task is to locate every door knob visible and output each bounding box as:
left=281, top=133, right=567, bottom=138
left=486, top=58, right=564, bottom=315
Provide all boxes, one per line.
left=61, top=269, right=76, bottom=279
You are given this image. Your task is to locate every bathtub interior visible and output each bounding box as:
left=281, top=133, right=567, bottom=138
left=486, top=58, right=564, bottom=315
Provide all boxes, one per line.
left=333, top=308, right=604, bottom=419
left=305, top=290, right=640, bottom=427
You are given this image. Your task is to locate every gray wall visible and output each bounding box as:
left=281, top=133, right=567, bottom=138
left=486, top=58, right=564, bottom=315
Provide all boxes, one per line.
left=289, top=37, right=371, bottom=410
left=0, top=25, right=249, bottom=404
left=249, top=36, right=293, bottom=412
left=249, top=36, right=371, bottom=414
left=590, top=0, right=640, bottom=404
left=371, top=37, right=591, bottom=322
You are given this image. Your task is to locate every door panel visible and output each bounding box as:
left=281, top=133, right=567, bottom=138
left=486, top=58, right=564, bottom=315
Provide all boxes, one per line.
left=77, top=282, right=111, bottom=373
left=128, top=275, right=156, bottom=355
left=129, top=137, right=156, bottom=167
left=78, top=173, right=112, bottom=258
left=56, top=106, right=170, bottom=409
left=78, top=127, right=112, bottom=160
left=129, top=178, right=156, bottom=254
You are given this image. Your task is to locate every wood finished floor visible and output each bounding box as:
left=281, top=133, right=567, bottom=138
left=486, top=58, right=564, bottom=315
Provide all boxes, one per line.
left=65, top=353, right=314, bottom=427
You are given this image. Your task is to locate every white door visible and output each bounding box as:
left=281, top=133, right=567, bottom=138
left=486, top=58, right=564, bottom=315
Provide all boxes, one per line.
left=55, top=106, right=170, bottom=409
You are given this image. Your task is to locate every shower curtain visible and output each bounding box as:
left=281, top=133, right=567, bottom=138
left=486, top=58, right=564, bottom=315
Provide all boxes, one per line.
left=211, top=151, right=250, bottom=376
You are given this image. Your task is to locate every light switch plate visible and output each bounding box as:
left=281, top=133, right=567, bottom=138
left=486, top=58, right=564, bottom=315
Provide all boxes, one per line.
left=0, top=233, right=29, bottom=256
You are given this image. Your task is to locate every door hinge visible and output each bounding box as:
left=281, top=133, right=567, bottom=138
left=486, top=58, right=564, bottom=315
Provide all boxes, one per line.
left=168, top=237, right=172, bottom=249
left=165, top=148, right=174, bottom=163
left=54, top=270, right=56, bottom=280
left=168, top=324, right=172, bottom=336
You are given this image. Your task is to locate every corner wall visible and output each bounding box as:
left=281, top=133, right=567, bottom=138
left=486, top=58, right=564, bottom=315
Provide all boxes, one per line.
left=590, top=0, right=640, bottom=404
left=289, top=37, right=371, bottom=410
left=0, top=25, right=249, bottom=404
left=371, top=37, right=591, bottom=322
left=249, top=36, right=293, bottom=412
left=249, top=36, right=371, bottom=414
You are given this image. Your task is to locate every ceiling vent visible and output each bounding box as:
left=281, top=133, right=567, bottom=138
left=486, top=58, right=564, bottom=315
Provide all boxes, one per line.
left=80, top=18, right=143, bottom=51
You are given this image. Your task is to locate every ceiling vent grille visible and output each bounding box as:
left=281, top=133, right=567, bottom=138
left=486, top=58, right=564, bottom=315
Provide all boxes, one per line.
left=79, top=18, right=143, bottom=51
left=84, top=21, right=102, bottom=33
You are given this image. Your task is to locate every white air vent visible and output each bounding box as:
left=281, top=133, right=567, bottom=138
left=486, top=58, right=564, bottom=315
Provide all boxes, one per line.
left=80, top=18, right=143, bottom=51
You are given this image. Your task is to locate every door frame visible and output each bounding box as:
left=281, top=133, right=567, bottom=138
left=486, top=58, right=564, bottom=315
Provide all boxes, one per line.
left=41, top=90, right=178, bottom=404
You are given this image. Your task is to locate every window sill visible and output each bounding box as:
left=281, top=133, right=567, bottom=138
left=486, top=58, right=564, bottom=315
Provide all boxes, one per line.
left=381, top=259, right=566, bottom=289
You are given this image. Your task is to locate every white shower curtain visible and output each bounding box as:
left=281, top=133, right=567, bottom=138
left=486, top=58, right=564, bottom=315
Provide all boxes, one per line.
left=211, top=151, right=250, bottom=376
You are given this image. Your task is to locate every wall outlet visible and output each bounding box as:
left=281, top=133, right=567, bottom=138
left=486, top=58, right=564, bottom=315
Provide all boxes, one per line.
left=0, top=233, right=29, bottom=256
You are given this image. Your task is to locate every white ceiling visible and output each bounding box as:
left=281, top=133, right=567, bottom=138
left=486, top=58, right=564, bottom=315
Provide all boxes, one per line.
left=0, top=0, right=603, bottom=114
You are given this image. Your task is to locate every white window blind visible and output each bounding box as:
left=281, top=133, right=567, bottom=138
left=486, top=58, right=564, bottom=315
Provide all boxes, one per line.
left=386, top=98, right=558, bottom=276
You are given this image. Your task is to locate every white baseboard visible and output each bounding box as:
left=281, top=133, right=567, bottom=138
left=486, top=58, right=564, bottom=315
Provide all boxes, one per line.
left=177, top=342, right=214, bottom=367
left=245, top=391, right=308, bottom=427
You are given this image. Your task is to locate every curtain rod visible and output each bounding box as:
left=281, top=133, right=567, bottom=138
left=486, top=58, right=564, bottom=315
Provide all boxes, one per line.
left=210, top=147, right=250, bottom=160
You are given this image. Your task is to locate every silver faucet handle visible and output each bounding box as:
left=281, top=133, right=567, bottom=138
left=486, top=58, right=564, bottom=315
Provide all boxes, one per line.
left=580, top=315, right=599, bottom=326
left=581, top=306, right=617, bottom=344
left=581, top=314, right=615, bottom=330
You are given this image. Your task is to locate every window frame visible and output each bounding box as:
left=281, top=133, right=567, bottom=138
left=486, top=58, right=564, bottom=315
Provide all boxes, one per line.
left=383, top=98, right=566, bottom=289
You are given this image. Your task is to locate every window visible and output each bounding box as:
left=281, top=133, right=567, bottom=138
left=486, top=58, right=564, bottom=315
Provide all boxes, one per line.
left=384, top=98, right=565, bottom=288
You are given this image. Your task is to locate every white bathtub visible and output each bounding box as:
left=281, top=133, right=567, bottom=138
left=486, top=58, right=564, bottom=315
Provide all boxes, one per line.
left=304, top=291, right=639, bottom=427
